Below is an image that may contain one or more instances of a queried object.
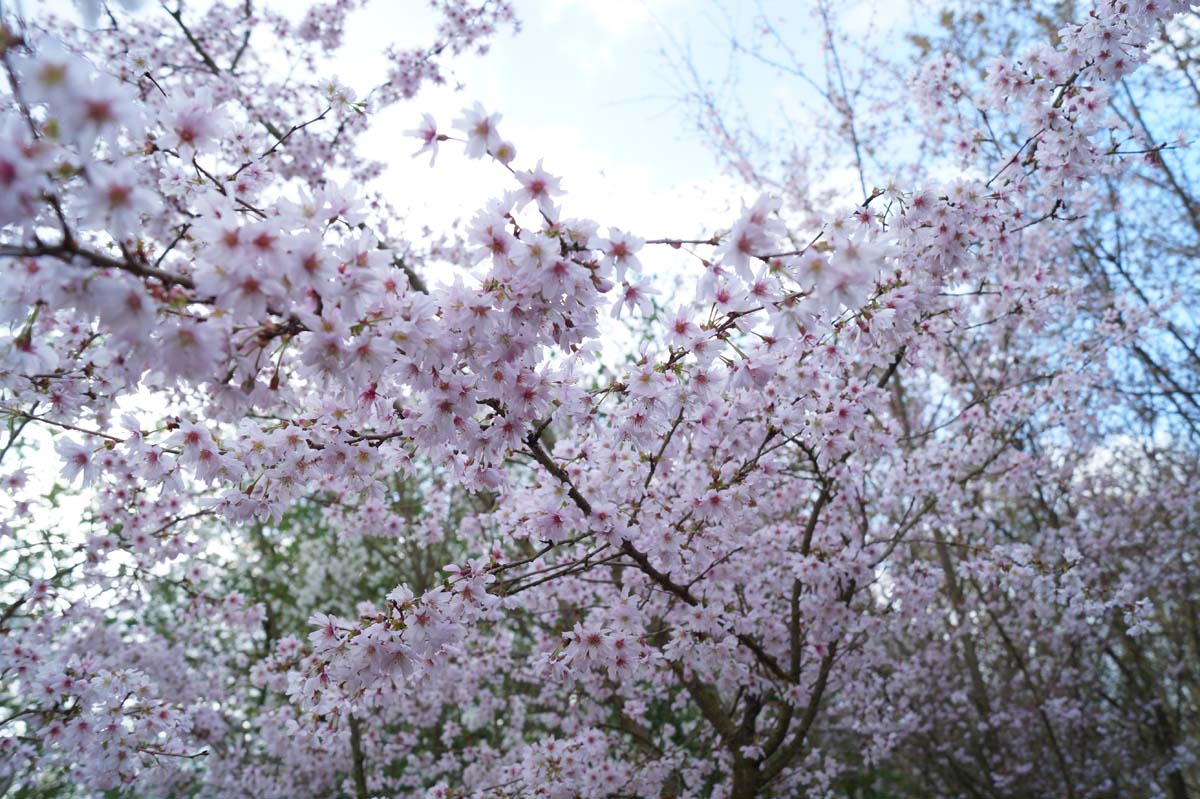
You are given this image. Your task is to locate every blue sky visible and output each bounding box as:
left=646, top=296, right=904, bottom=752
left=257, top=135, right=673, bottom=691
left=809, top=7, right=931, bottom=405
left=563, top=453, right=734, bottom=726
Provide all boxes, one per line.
left=333, top=0, right=915, bottom=246
left=343, top=0, right=738, bottom=240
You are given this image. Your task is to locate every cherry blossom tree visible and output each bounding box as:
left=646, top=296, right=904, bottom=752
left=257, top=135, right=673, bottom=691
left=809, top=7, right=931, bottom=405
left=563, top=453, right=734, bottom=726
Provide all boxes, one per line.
left=674, top=2, right=1200, bottom=795
left=1, top=1, right=1197, bottom=798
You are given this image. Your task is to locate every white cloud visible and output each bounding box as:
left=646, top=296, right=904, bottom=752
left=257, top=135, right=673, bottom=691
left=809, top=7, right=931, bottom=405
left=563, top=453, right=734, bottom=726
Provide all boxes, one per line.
left=543, top=0, right=685, bottom=38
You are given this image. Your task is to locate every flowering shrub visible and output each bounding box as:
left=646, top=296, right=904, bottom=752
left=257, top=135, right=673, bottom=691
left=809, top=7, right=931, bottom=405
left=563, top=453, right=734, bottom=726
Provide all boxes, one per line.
left=1, top=1, right=1197, bottom=798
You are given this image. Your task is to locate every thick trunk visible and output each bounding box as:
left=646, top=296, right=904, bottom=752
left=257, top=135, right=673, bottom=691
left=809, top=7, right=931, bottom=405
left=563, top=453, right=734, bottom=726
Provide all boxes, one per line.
left=731, top=761, right=763, bottom=799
